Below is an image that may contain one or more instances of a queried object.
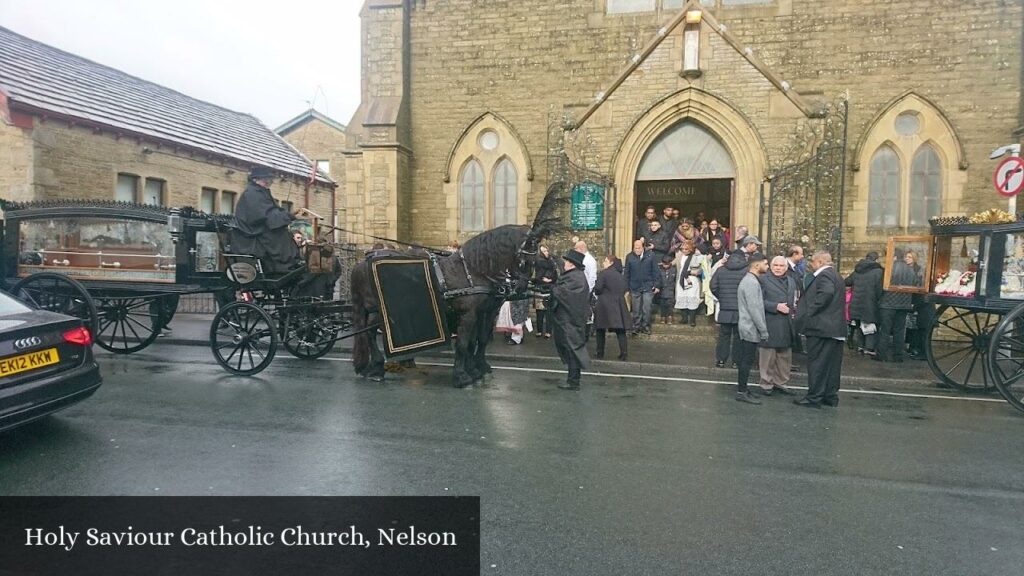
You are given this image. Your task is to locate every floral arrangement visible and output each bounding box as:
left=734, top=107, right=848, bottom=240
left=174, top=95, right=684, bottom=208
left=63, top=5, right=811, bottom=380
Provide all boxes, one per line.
left=956, top=271, right=976, bottom=297
left=969, top=209, right=1016, bottom=225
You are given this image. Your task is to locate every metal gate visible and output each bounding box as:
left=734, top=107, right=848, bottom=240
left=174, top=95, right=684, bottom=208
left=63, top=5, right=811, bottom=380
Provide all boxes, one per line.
left=762, top=97, right=849, bottom=266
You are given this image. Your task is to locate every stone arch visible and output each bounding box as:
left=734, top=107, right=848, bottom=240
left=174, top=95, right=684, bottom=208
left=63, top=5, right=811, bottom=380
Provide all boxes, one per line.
left=853, top=91, right=967, bottom=172
left=443, top=112, right=533, bottom=239
left=609, top=87, right=768, bottom=258
left=851, top=92, right=967, bottom=236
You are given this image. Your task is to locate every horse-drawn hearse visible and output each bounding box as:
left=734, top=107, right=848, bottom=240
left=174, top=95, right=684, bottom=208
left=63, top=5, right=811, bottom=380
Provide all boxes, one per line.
left=886, top=209, right=1024, bottom=413
left=0, top=185, right=561, bottom=384
left=0, top=198, right=361, bottom=375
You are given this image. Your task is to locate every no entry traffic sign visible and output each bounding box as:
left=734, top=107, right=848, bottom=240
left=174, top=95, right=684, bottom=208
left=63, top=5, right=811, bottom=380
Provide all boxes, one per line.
left=994, top=156, right=1024, bottom=197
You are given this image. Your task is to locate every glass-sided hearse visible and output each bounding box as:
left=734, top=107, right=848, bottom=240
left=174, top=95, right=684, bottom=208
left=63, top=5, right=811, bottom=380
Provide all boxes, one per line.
left=0, top=199, right=232, bottom=353
left=884, top=212, right=1024, bottom=413
left=0, top=199, right=355, bottom=375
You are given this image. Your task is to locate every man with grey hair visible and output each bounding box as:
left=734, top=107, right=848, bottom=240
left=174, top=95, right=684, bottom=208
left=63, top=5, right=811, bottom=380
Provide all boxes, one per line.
left=758, top=256, right=799, bottom=396
left=733, top=225, right=749, bottom=248
left=794, top=251, right=846, bottom=408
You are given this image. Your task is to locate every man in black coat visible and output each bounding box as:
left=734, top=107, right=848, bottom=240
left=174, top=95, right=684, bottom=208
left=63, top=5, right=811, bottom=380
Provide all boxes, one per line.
left=845, top=251, right=884, bottom=354
left=230, top=166, right=300, bottom=274
left=710, top=250, right=750, bottom=367
left=645, top=219, right=671, bottom=261
left=551, top=250, right=593, bottom=390
left=794, top=251, right=847, bottom=408
left=758, top=256, right=798, bottom=396
left=634, top=206, right=659, bottom=241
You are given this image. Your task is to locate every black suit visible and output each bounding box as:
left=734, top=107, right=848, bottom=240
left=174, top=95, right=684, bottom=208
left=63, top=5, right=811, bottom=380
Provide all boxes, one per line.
left=795, top=266, right=846, bottom=404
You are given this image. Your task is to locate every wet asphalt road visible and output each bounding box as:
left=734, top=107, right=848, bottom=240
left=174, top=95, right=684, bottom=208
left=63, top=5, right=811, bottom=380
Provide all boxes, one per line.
left=2, top=344, right=1024, bottom=576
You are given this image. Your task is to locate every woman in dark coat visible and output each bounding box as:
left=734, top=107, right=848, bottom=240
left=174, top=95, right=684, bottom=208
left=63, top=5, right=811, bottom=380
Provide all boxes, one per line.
left=593, top=255, right=631, bottom=361
left=532, top=245, right=558, bottom=338
left=844, top=252, right=883, bottom=354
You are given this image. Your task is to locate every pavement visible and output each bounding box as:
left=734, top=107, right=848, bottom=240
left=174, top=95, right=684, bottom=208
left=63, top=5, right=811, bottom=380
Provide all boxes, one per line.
left=159, top=313, right=945, bottom=392
left=1, top=345, right=1022, bottom=575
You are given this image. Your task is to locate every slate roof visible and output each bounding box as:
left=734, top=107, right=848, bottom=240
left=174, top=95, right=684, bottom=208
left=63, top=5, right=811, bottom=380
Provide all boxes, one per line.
left=0, top=26, right=332, bottom=185
left=275, top=108, right=347, bottom=136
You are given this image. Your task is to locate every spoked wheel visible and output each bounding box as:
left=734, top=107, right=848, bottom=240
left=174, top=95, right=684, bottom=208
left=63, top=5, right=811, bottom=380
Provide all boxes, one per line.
left=94, top=296, right=163, bottom=354
left=925, top=305, right=1000, bottom=391
left=282, top=310, right=338, bottom=360
left=986, top=305, right=1024, bottom=414
left=10, top=272, right=98, bottom=333
left=210, top=302, right=277, bottom=375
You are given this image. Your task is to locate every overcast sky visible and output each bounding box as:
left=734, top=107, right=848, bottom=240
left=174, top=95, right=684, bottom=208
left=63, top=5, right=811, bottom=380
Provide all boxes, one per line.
left=0, top=0, right=363, bottom=129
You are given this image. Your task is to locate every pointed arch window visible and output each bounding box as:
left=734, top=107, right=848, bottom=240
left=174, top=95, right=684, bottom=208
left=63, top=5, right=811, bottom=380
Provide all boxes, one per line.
left=910, top=145, right=942, bottom=227
left=460, top=160, right=485, bottom=232
left=493, top=159, right=518, bottom=227
left=868, top=146, right=901, bottom=227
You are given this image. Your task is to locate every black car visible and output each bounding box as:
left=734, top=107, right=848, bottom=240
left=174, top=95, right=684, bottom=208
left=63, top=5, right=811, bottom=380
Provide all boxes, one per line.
left=0, top=290, right=101, bottom=432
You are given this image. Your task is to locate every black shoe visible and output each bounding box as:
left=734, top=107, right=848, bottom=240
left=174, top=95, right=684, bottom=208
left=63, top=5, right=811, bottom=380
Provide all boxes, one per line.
left=731, top=362, right=738, bottom=369
left=871, top=355, right=885, bottom=362
left=558, top=381, right=580, bottom=391
left=757, top=388, right=773, bottom=397
left=772, top=386, right=796, bottom=396
left=821, top=398, right=839, bottom=407
left=736, top=392, right=762, bottom=405
left=715, top=361, right=726, bottom=368
left=594, top=353, right=605, bottom=360
left=618, top=354, right=628, bottom=361
left=793, top=397, right=821, bottom=408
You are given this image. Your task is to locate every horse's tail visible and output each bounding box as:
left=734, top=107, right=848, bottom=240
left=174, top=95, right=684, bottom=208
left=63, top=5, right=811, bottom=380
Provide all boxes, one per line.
left=350, top=261, right=370, bottom=375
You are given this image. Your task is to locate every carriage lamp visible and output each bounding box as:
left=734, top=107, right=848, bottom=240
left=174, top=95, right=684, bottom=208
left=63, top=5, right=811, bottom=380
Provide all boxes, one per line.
left=167, top=207, right=182, bottom=244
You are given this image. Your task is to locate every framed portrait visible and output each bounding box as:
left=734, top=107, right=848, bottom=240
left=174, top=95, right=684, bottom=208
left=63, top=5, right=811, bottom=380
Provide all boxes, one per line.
left=882, top=235, right=933, bottom=294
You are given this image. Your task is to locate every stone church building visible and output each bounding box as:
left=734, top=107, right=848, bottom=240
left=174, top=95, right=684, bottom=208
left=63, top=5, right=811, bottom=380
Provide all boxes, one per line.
left=333, top=0, right=1022, bottom=262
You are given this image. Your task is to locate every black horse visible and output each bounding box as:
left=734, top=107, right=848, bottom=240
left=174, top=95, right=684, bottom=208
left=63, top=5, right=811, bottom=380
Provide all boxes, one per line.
left=351, top=224, right=537, bottom=388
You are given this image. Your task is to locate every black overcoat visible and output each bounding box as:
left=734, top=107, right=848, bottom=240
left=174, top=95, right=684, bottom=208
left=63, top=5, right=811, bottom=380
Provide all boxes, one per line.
left=593, top=267, right=632, bottom=330
left=759, top=272, right=797, bottom=349
left=845, top=259, right=883, bottom=323
left=229, top=182, right=299, bottom=274
left=710, top=253, right=749, bottom=324
left=795, top=266, right=846, bottom=339
left=551, top=268, right=592, bottom=369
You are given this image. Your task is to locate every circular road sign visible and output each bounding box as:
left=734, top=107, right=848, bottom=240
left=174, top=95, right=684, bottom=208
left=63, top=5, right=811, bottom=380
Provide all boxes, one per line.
left=994, top=156, right=1024, bottom=197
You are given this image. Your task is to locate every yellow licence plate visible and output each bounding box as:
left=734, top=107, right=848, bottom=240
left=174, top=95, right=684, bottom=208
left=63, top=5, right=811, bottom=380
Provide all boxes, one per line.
left=0, top=348, right=60, bottom=377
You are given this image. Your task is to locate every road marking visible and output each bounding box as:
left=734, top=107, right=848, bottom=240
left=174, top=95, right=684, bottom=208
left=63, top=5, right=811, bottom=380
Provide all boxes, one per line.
left=299, top=356, right=1007, bottom=404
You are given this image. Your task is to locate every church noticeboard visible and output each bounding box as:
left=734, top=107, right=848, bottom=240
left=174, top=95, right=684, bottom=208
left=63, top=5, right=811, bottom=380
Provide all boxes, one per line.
left=571, top=182, right=605, bottom=231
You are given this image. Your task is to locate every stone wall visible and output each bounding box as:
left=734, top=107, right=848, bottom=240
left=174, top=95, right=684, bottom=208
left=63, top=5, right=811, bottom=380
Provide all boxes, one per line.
left=0, top=117, right=33, bottom=201
left=368, top=0, right=1022, bottom=266
left=12, top=118, right=334, bottom=217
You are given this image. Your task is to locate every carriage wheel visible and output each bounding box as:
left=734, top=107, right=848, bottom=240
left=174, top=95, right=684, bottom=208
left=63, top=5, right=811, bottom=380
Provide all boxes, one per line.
left=94, top=296, right=163, bottom=354
left=925, top=305, right=999, bottom=391
left=282, top=310, right=337, bottom=360
left=986, top=305, right=1024, bottom=414
left=210, top=302, right=277, bottom=376
left=11, top=272, right=98, bottom=333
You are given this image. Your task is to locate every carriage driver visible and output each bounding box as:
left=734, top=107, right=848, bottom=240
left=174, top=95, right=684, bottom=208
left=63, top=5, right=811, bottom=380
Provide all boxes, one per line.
left=230, top=166, right=301, bottom=274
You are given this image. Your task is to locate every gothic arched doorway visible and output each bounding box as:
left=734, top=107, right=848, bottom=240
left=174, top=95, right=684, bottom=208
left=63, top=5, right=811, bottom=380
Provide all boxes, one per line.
left=635, top=120, right=736, bottom=236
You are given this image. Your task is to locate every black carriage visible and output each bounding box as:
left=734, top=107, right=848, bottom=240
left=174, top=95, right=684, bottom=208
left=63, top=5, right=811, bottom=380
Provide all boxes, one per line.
left=0, top=199, right=377, bottom=376
left=0, top=199, right=232, bottom=353
left=892, top=215, right=1024, bottom=413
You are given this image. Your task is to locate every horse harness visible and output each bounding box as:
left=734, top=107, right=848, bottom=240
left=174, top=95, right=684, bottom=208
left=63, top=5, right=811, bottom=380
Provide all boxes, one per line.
left=428, top=239, right=535, bottom=302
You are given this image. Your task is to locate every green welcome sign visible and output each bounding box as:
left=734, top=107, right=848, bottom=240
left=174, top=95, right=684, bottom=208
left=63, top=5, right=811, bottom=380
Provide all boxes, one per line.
left=571, top=182, right=605, bottom=231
